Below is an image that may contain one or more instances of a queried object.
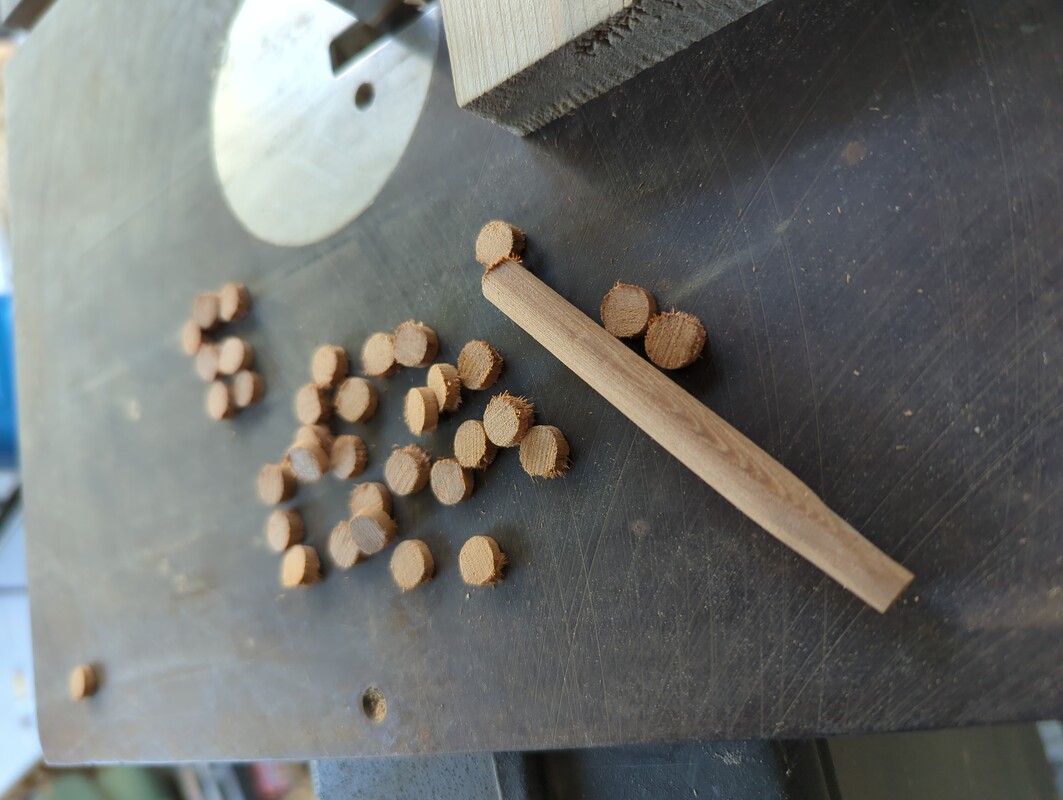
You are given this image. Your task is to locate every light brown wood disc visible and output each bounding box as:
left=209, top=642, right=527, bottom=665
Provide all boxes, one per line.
left=644, top=310, right=707, bottom=370
left=267, top=509, right=304, bottom=552
left=288, top=441, right=329, bottom=483
left=519, top=425, right=570, bottom=478
left=330, top=434, right=368, bottom=479
left=218, top=336, right=254, bottom=375
left=459, top=535, right=506, bottom=586
left=206, top=380, right=236, bottom=420
left=349, top=482, right=391, bottom=517
left=328, top=519, right=366, bottom=569
left=453, top=419, right=498, bottom=469
left=334, top=377, right=378, bottom=423
left=232, top=370, right=265, bottom=408
left=384, top=445, right=431, bottom=495
left=181, top=319, right=205, bottom=356
left=361, top=332, right=398, bottom=377
left=600, top=282, right=657, bottom=338
left=348, top=508, right=397, bottom=556
left=390, top=539, right=434, bottom=591
left=294, top=424, right=333, bottom=451
left=312, top=344, right=349, bottom=387
left=69, top=664, right=98, bottom=701
left=430, top=458, right=474, bottom=505
left=257, top=463, right=296, bottom=505
left=427, top=363, right=462, bottom=412
left=281, top=544, right=321, bottom=588
left=195, top=343, right=220, bottom=382
left=294, top=383, right=331, bottom=425
left=483, top=392, right=534, bottom=447
left=193, top=292, right=220, bottom=330
left=457, top=340, right=503, bottom=390
left=393, top=321, right=439, bottom=367
left=218, top=281, right=251, bottom=323
left=475, top=220, right=526, bottom=269
left=404, top=387, right=439, bottom=435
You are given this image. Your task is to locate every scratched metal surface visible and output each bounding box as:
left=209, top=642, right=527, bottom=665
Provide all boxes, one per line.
left=8, top=0, right=1062, bottom=763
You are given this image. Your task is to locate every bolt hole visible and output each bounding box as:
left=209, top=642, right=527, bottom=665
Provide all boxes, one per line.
left=362, top=686, right=386, bottom=722
left=354, top=83, right=374, bottom=110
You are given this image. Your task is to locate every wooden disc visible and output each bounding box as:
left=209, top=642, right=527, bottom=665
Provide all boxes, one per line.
left=645, top=311, right=707, bottom=370
left=257, top=463, right=296, bottom=505
left=206, top=380, right=236, bottom=420
left=267, top=509, right=304, bottom=552
left=181, top=319, right=205, bottom=356
left=328, top=520, right=366, bottom=569
left=294, top=424, right=333, bottom=451
left=218, top=281, right=251, bottom=322
left=312, top=344, right=349, bottom=387
left=390, top=539, right=434, bottom=591
left=232, top=370, right=265, bottom=408
left=330, top=434, right=368, bottom=479
left=459, top=535, right=506, bottom=586
left=519, top=425, right=570, bottom=478
left=384, top=445, right=431, bottom=495
left=430, top=458, right=474, bottom=505
left=393, top=321, right=439, bottom=368
left=69, top=664, right=98, bottom=701
left=294, top=383, right=331, bottom=425
left=457, top=340, right=503, bottom=390
left=483, top=392, right=535, bottom=447
left=334, top=376, right=378, bottom=423
left=600, top=282, right=657, bottom=338
left=453, top=419, right=497, bottom=470
left=427, top=363, right=462, bottom=412
left=475, top=220, right=525, bottom=269
left=349, top=508, right=397, bottom=556
left=404, top=387, right=439, bottom=435
left=281, top=544, right=321, bottom=588
left=194, top=343, right=220, bottom=382
left=218, top=336, right=254, bottom=375
left=288, top=441, right=329, bottom=483
left=349, top=481, right=391, bottom=517
left=361, top=332, right=398, bottom=377
left=193, top=291, right=220, bottom=330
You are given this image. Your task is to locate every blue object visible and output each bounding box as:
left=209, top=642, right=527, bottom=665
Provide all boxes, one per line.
left=0, top=295, right=18, bottom=467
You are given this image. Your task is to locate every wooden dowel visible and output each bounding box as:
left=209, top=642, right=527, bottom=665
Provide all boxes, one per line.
left=481, top=259, right=913, bottom=612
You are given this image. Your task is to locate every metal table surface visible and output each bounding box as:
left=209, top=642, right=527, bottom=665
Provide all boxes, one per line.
left=8, top=0, right=1062, bottom=763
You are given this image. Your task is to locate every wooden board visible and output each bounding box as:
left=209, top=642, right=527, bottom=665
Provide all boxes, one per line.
left=7, top=0, right=1063, bottom=763
left=440, top=0, right=768, bottom=134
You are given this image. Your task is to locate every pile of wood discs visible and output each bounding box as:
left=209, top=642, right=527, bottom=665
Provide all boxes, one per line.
left=180, top=282, right=265, bottom=419
left=255, top=320, right=545, bottom=594
left=599, top=281, right=707, bottom=369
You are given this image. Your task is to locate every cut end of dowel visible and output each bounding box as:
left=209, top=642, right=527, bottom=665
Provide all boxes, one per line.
left=390, top=539, right=434, bottom=591
left=475, top=220, right=525, bottom=269
left=459, top=535, right=506, bottom=586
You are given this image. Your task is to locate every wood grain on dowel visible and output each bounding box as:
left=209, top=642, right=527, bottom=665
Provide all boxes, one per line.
left=479, top=252, right=913, bottom=613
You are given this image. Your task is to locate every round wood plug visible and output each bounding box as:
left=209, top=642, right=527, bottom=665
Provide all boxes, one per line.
left=475, top=220, right=525, bottom=269
left=453, top=419, right=498, bottom=470
left=294, top=424, right=333, bottom=451
left=427, top=363, right=462, bottom=412
left=218, top=281, right=251, bottom=323
left=287, top=439, right=329, bottom=483
left=281, top=544, right=321, bottom=588
left=519, top=425, right=570, bottom=478
left=206, top=380, right=237, bottom=420
left=328, top=519, right=366, bottom=569
left=459, top=535, right=506, bottom=586
left=330, top=434, right=368, bottom=479
left=193, top=292, right=221, bottom=330
left=181, top=319, right=205, bottom=356
left=334, top=377, right=378, bottom=423
left=390, top=539, right=434, bottom=591
left=69, top=664, right=99, bottom=701
left=644, top=310, right=706, bottom=369
left=483, top=392, right=534, bottom=447
left=294, top=383, right=331, bottom=425
left=257, top=463, right=296, bottom=505
left=457, top=340, right=503, bottom=390
left=404, top=387, right=439, bottom=435
left=349, top=508, right=397, bottom=556
left=349, top=481, right=391, bottom=517
left=312, top=344, right=349, bottom=387
left=266, top=509, right=304, bottom=552
left=394, top=321, right=438, bottom=368
left=361, top=332, right=398, bottom=377
left=600, top=282, right=657, bottom=338
left=384, top=445, right=431, bottom=495
left=195, top=343, right=221, bottom=382
left=430, top=458, right=474, bottom=505
left=232, top=370, right=265, bottom=408
left=218, top=337, right=254, bottom=376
